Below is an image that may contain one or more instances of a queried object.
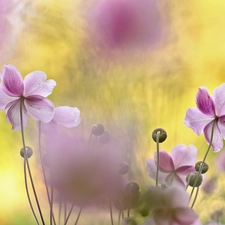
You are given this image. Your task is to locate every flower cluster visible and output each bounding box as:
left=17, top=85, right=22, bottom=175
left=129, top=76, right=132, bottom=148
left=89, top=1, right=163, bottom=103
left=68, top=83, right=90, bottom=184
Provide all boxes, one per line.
left=1, top=65, right=225, bottom=225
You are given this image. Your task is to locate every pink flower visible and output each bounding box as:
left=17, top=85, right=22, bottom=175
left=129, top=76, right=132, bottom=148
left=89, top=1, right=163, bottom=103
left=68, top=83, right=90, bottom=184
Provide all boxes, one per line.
left=89, top=0, right=163, bottom=50
left=0, top=65, right=56, bottom=130
left=146, top=144, right=197, bottom=186
left=40, top=106, right=81, bottom=135
left=217, top=150, right=225, bottom=172
left=144, top=186, right=202, bottom=225
left=184, top=84, right=225, bottom=152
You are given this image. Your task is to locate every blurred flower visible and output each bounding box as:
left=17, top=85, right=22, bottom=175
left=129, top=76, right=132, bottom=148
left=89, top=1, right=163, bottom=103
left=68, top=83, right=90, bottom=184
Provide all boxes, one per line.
left=144, top=185, right=202, bottom=225
left=44, top=131, right=128, bottom=207
left=184, top=84, right=225, bottom=152
left=146, top=144, right=197, bottom=186
left=40, top=106, right=81, bottom=135
left=88, top=0, right=163, bottom=51
left=201, top=177, right=217, bottom=194
left=0, top=65, right=56, bottom=130
left=217, top=150, right=225, bottom=172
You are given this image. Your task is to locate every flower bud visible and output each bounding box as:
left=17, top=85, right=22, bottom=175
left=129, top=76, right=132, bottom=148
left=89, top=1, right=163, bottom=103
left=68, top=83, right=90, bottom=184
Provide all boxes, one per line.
left=99, top=130, right=111, bottom=143
left=20, top=146, right=33, bottom=158
left=195, top=161, right=209, bottom=174
left=125, top=182, right=140, bottom=194
left=186, top=172, right=203, bottom=187
left=91, top=123, right=105, bottom=136
left=118, top=161, right=129, bottom=175
left=123, top=217, right=138, bottom=225
left=152, top=128, right=167, bottom=143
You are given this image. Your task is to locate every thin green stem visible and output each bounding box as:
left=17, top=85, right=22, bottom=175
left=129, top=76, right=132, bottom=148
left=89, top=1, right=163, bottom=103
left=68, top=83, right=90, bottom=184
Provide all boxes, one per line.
left=74, top=207, right=82, bottom=225
left=64, top=203, right=74, bottom=225
left=191, top=186, right=200, bottom=208
left=38, top=122, right=56, bottom=225
left=156, top=131, right=160, bottom=187
left=110, top=201, right=114, bottom=225
left=20, top=99, right=41, bottom=225
left=190, top=120, right=216, bottom=208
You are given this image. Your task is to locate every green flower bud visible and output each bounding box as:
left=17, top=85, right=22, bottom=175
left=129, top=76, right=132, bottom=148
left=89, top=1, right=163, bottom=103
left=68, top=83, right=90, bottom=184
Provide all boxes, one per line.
left=20, top=146, right=33, bottom=158
left=186, top=172, right=203, bottom=187
left=152, top=128, right=167, bottom=143
left=195, top=161, right=209, bottom=174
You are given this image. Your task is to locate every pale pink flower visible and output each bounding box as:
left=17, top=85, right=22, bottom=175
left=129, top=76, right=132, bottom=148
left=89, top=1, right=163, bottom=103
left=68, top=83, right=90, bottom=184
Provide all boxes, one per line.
left=217, top=150, right=225, bottom=172
left=184, top=84, right=225, bottom=152
left=40, top=106, right=81, bottom=135
left=146, top=144, right=197, bottom=186
left=144, top=185, right=202, bottom=225
left=0, top=65, right=56, bottom=130
left=44, top=132, right=128, bottom=207
left=88, top=0, right=163, bottom=50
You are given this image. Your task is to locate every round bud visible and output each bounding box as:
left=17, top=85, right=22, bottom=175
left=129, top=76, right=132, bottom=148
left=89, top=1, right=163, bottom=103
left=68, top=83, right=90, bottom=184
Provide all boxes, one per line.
left=118, top=161, right=129, bottom=175
left=152, top=128, right=167, bottom=143
left=91, top=123, right=105, bottom=136
left=186, top=172, right=203, bottom=187
left=139, top=206, right=149, bottom=217
left=20, top=146, right=33, bottom=158
left=99, top=130, right=111, bottom=143
left=125, top=182, right=140, bottom=195
left=123, top=217, right=137, bottom=225
left=195, top=161, right=209, bottom=174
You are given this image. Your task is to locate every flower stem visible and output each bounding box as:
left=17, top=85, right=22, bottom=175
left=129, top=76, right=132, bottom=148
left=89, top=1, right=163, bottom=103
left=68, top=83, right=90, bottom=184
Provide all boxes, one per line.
left=156, top=131, right=160, bottom=187
left=189, top=120, right=216, bottom=208
left=110, top=201, right=114, bottom=225
left=20, top=99, right=44, bottom=225
left=74, top=207, right=82, bottom=225
left=38, top=122, right=56, bottom=225
left=64, top=203, right=74, bottom=225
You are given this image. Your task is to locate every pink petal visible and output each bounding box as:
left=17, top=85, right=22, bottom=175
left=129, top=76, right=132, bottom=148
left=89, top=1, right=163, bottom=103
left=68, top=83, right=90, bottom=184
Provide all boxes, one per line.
left=154, top=150, right=174, bottom=172
left=218, top=116, right=225, bottom=139
left=53, top=106, right=81, bottom=127
left=164, top=185, right=189, bottom=208
left=204, top=121, right=223, bottom=152
left=196, top=87, right=215, bottom=116
left=1, top=65, right=24, bottom=96
left=165, top=173, right=185, bottom=186
left=212, top=83, right=225, bottom=116
left=153, top=209, right=171, bottom=225
left=39, top=121, right=60, bottom=136
left=23, top=71, right=56, bottom=97
left=0, top=85, right=19, bottom=109
left=24, top=96, right=54, bottom=123
left=184, top=108, right=214, bottom=135
left=176, top=165, right=195, bottom=174
left=174, top=208, right=198, bottom=225
left=5, top=99, right=28, bottom=130
left=170, top=144, right=197, bottom=168
left=146, top=159, right=167, bottom=183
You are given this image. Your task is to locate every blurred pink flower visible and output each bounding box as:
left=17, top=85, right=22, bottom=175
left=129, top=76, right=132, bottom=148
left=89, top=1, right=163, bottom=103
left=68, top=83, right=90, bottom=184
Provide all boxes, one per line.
left=184, top=84, right=225, bottom=152
left=0, top=65, right=56, bottom=130
left=217, top=150, right=225, bottom=172
left=201, top=177, right=217, bottom=194
left=89, top=0, right=163, bottom=50
left=40, top=106, right=81, bottom=135
left=44, top=132, right=128, bottom=207
left=144, top=185, right=202, bottom=225
left=146, top=144, right=197, bottom=186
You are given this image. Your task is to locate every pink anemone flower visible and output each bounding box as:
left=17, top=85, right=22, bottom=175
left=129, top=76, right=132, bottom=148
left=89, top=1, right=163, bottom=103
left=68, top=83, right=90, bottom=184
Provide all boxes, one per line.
left=184, top=84, right=225, bottom=152
left=144, top=185, right=202, bottom=225
left=146, top=144, right=197, bottom=186
left=0, top=65, right=56, bottom=130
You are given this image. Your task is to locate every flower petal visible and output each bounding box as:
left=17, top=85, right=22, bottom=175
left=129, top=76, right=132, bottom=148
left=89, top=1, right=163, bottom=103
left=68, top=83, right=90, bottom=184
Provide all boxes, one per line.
left=53, top=106, right=81, bottom=127
left=5, top=99, right=28, bottom=130
left=165, top=173, right=185, bottom=186
left=146, top=159, right=167, bottom=183
left=184, top=108, right=214, bottom=135
left=39, top=120, right=60, bottom=136
left=176, top=165, right=195, bottom=174
left=1, top=65, right=24, bottom=96
left=218, top=116, right=225, bottom=139
left=154, top=150, right=174, bottom=172
left=170, top=144, right=197, bottom=168
left=196, top=87, right=215, bottom=116
left=0, top=84, right=19, bottom=109
left=24, top=71, right=56, bottom=97
left=24, top=95, right=54, bottom=123
left=174, top=208, right=198, bottom=225
left=204, top=121, right=223, bottom=152
left=212, top=83, right=225, bottom=116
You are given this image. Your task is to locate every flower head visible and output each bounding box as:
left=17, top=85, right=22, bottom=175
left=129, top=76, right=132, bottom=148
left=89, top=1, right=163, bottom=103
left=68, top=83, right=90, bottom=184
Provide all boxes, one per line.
left=146, top=144, right=197, bottom=186
left=0, top=65, right=56, bottom=130
left=184, top=84, right=225, bottom=152
left=144, top=185, right=202, bottom=225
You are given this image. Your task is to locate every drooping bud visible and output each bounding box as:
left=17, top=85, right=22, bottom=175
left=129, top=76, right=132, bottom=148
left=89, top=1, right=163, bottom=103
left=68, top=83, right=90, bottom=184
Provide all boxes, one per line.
left=152, top=128, right=167, bottom=143
left=125, top=182, right=140, bottom=194
left=186, top=172, right=203, bottom=187
left=118, top=161, right=129, bottom=175
left=195, top=161, right=209, bottom=174
left=20, top=146, right=33, bottom=158
left=91, top=123, right=105, bottom=136
left=99, top=130, right=111, bottom=143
